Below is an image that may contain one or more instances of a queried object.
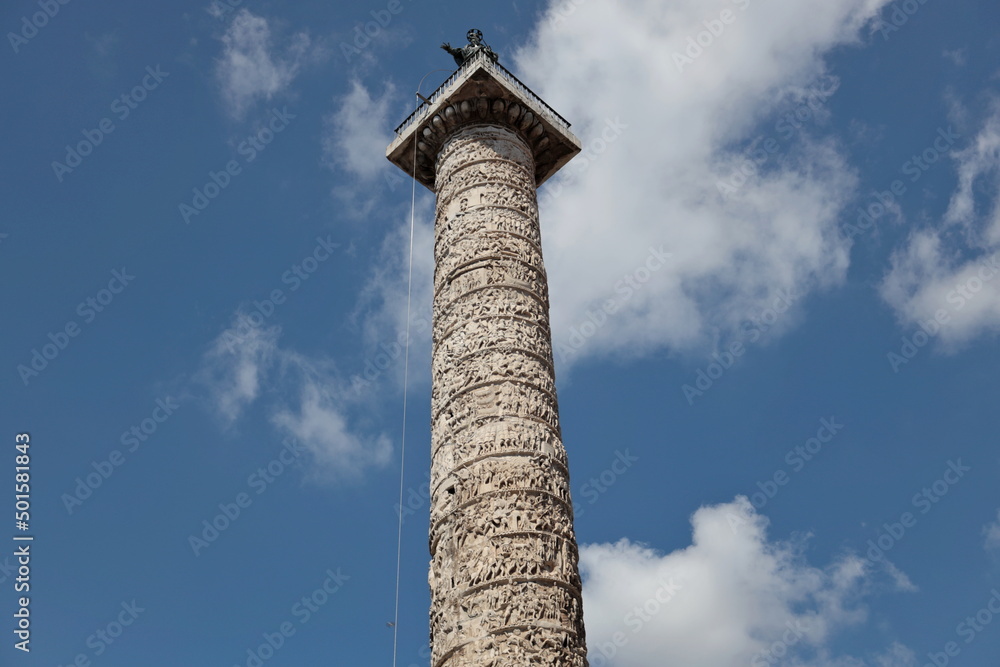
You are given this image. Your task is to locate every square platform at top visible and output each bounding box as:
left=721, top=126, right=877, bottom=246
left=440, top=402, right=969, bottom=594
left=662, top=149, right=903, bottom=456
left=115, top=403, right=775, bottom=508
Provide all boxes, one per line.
left=386, top=51, right=582, bottom=191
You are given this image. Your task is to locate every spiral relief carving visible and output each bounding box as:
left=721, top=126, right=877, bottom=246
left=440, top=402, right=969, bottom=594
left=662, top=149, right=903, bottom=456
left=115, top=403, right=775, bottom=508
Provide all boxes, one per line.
left=429, top=124, right=588, bottom=667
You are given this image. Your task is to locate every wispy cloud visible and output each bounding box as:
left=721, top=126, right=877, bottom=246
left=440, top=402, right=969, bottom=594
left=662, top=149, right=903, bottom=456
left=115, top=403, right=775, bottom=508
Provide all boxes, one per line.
left=942, top=48, right=968, bottom=67
left=196, top=316, right=280, bottom=426
left=881, top=104, right=1000, bottom=347
left=214, top=8, right=313, bottom=119
left=984, top=508, right=1000, bottom=555
left=271, top=370, right=392, bottom=482
left=323, top=80, right=397, bottom=181
left=195, top=312, right=392, bottom=482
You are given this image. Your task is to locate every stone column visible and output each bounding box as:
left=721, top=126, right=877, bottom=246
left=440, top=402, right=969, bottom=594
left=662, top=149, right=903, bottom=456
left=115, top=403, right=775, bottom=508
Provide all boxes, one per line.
left=386, top=52, right=586, bottom=666
left=428, top=123, right=588, bottom=667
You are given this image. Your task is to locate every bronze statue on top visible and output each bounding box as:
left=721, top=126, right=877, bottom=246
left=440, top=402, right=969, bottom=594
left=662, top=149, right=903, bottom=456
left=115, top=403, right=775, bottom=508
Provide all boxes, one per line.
left=441, top=29, right=499, bottom=67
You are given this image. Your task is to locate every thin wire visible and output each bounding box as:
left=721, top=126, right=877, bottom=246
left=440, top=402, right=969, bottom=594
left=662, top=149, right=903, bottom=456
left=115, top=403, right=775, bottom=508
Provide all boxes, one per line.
left=391, top=89, right=421, bottom=667
left=391, top=66, right=456, bottom=667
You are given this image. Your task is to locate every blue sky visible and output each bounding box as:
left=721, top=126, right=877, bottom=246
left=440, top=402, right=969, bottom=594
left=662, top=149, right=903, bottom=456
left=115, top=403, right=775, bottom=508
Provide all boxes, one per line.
left=3, top=0, right=1000, bottom=665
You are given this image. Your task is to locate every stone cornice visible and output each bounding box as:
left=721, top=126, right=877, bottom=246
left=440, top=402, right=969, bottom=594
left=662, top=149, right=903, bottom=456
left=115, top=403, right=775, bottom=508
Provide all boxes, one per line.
left=387, top=59, right=581, bottom=190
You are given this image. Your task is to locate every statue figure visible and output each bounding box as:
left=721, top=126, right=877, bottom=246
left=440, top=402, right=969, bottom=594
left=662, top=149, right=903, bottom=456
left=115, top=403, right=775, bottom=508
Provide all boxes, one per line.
left=441, top=29, right=499, bottom=67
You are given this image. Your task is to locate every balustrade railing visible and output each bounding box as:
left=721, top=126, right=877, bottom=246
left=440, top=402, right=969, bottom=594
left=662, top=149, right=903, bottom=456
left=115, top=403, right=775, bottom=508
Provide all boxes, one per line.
left=393, top=50, right=572, bottom=137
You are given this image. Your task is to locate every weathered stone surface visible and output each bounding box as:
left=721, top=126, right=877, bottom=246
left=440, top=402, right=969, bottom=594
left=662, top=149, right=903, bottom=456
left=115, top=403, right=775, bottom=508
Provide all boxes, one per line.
left=427, top=124, right=588, bottom=667
left=387, top=53, right=586, bottom=665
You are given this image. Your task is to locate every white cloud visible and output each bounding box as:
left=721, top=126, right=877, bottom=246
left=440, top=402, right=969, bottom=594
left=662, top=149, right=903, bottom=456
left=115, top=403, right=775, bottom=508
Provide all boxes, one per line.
left=323, top=80, right=397, bottom=181
left=271, top=365, right=392, bottom=481
left=197, top=315, right=280, bottom=425
left=581, top=497, right=913, bottom=667
left=873, top=643, right=917, bottom=667
left=206, top=1, right=232, bottom=20
left=215, top=8, right=312, bottom=119
left=880, top=106, right=1000, bottom=347
left=504, top=0, right=892, bottom=364
left=984, top=508, right=1000, bottom=554
left=344, top=0, right=901, bottom=376
left=196, top=313, right=391, bottom=481
left=945, top=109, right=1000, bottom=240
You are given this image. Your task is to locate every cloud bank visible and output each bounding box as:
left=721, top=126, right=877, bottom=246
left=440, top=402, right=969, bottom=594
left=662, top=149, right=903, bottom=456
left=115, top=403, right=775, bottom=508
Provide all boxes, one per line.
left=581, top=498, right=915, bottom=666
left=507, top=0, right=894, bottom=363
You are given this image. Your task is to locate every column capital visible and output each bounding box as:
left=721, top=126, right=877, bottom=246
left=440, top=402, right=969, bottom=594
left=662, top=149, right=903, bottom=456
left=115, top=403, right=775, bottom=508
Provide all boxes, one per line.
left=387, top=53, right=581, bottom=190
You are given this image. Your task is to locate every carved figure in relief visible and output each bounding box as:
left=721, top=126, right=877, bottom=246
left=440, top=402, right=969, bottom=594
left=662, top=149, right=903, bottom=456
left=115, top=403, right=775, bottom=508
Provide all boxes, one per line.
left=426, top=121, right=586, bottom=666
